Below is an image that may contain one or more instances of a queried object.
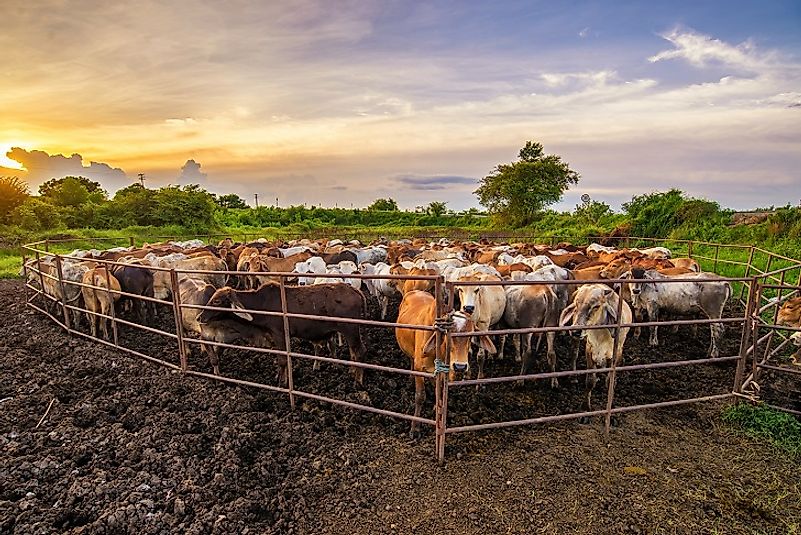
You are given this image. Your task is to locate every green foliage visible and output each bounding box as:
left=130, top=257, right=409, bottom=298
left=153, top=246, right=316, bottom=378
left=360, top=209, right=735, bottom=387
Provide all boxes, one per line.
left=151, top=185, right=217, bottom=231
left=475, top=141, right=580, bottom=226
left=107, top=184, right=157, bottom=226
left=722, top=403, right=801, bottom=457
left=39, top=176, right=105, bottom=197
left=48, top=176, right=92, bottom=207
left=367, top=198, right=399, bottom=211
left=573, top=199, right=612, bottom=224
left=215, top=193, right=248, bottom=209
left=427, top=201, right=448, bottom=217
left=0, top=176, right=29, bottom=223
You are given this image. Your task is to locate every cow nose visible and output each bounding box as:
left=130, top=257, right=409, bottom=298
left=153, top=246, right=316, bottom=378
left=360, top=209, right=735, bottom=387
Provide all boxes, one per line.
left=452, top=362, right=468, bottom=372
left=632, top=289, right=640, bottom=295
left=463, top=305, right=475, bottom=314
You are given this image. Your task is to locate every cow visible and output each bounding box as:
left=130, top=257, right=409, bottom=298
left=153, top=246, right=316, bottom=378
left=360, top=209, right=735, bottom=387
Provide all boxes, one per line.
left=395, top=290, right=494, bottom=438
left=456, top=274, right=506, bottom=379
left=248, top=251, right=313, bottom=287
left=778, top=296, right=801, bottom=365
left=293, top=256, right=328, bottom=285
left=81, top=267, right=122, bottom=339
left=501, top=283, right=560, bottom=385
left=197, top=283, right=368, bottom=384
left=671, top=257, right=701, bottom=272
left=625, top=268, right=731, bottom=357
left=110, top=263, right=155, bottom=322
left=153, top=255, right=228, bottom=300
left=559, top=284, right=632, bottom=413
left=360, top=262, right=399, bottom=319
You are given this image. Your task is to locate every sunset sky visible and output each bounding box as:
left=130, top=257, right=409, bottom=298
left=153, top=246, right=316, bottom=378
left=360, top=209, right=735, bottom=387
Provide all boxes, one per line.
left=1, top=0, right=799, bottom=210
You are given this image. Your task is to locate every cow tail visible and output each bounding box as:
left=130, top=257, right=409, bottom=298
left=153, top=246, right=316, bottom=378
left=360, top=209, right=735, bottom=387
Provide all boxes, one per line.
left=359, top=287, right=368, bottom=319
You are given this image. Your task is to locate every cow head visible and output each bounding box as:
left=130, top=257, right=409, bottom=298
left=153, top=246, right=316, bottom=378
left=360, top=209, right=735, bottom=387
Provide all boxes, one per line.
left=421, top=311, right=494, bottom=379
left=778, top=296, right=801, bottom=327
left=457, top=281, right=481, bottom=314
left=198, top=287, right=253, bottom=324
left=600, top=258, right=631, bottom=280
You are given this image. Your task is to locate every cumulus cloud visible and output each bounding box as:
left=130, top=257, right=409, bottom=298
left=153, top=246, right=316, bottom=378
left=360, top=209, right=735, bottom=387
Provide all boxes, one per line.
left=395, top=174, right=477, bottom=190
left=177, top=159, right=208, bottom=185
left=5, top=147, right=129, bottom=191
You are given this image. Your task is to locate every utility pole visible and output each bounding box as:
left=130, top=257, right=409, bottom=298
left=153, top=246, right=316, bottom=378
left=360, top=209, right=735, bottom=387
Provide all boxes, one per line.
left=275, top=197, right=279, bottom=208
left=137, top=173, right=145, bottom=187
left=254, top=193, right=259, bottom=208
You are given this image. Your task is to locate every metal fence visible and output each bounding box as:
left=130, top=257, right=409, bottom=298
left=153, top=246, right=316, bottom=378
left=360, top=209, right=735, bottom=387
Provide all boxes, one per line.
left=21, top=236, right=801, bottom=462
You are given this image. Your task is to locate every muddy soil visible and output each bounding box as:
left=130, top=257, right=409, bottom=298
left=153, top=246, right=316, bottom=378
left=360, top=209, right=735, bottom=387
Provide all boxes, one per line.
left=2, top=280, right=800, bottom=534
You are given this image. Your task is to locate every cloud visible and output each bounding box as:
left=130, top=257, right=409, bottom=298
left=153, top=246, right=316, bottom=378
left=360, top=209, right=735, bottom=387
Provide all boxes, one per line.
left=177, top=159, right=208, bottom=184
left=5, top=147, right=129, bottom=191
left=578, top=27, right=590, bottom=38
left=648, top=27, right=776, bottom=72
left=395, top=174, right=477, bottom=190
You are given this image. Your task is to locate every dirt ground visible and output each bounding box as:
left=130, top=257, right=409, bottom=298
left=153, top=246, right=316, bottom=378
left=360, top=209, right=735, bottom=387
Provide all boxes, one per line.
left=2, top=279, right=800, bottom=534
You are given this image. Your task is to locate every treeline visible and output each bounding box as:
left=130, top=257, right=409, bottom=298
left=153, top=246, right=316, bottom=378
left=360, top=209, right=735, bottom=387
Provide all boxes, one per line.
left=0, top=176, right=488, bottom=237
left=1, top=176, right=799, bottom=257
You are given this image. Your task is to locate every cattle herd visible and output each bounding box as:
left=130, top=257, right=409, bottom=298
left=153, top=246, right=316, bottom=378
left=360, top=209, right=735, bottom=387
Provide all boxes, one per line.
left=24, top=236, right=800, bottom=436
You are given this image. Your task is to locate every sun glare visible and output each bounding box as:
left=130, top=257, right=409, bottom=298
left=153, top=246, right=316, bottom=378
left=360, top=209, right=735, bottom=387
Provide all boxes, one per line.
left=0, top=143, right=27, bottom=170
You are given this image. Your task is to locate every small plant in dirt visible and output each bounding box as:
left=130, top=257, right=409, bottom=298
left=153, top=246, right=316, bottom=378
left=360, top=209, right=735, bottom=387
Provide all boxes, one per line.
left=721, top=402, right=801, bottom=457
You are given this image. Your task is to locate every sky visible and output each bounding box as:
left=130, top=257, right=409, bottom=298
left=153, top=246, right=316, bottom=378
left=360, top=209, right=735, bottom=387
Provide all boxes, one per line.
left=1, top=0, right=799, bottom=211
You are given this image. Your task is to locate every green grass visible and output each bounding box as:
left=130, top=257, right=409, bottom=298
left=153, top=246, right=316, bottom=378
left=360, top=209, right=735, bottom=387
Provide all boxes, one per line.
left=722, top=403, right=801, bottom=458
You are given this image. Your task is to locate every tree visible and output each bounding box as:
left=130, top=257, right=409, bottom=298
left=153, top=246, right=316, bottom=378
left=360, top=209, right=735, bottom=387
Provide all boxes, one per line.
left=39, top=176, right=105, bottom=198
left=574, top=199, right=611, bottom=223
left=367, top=198, right=399, bottom=211
left=48, top=176, right=92, bottom=207
left=215, top=193, right=248, bottom=209
left=0, top=176, right=30, bottom=223
left=427, top=201, right=448, bottom=217
left=474, top=141, right=579, bottom=225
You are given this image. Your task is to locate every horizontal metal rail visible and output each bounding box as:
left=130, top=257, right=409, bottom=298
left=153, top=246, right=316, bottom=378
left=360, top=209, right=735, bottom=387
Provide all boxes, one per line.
left=449, top=355, right=740, bottom=388
left=63, top=303, right=179, bottom=339
left=451, top=316, right=746, bottom=338
left=756, top=362, right=801, bottom=376
left=182, top=337, right=430, bottom=378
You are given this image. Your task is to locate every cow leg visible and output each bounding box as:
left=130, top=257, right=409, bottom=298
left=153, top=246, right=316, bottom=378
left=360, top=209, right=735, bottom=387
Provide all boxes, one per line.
left=581, top=348, right=597, bottom=423
left=497, top=334, right=507, bottom=358
left=708, top=317, right=721, bottom=358
left=411, top=375, right=425, bottom=439
left=312, top=341, right=323, bottom=371
left=88, top=309, right=97, bottom=337
left=343, top=328, right=366, bottom=385
left=380, top=295, right=388, bottom=320
left=570, top=337, right=582, bottom=384
left=648, top=306, right=659, bottom=347
left=546, top=331, right=558, bottom=388
left=511, top=334, right=521, bottom=362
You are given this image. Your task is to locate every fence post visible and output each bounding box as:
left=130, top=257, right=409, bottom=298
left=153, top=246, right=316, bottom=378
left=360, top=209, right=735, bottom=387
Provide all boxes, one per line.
left=53, top=255, right=72, bottom=332
left=279, top=276, right=296, bottom=409
left=129, top=236, right=135, bottom=247
left=603, top=281, right=627, bottom=438
left=734, top=277, right=758, bottom=393
left=739, top=246, right=756, bottom=303
left=34, top=250, right=47, bottom=308
left=169, top=269, right=188, bottom=371
left=751, top=282, right=763, bottom=385
left=434, top=276, right=446, bottom=463
left=21, top=253, right=30, bottom=305
left=104, top=264, right=119, bottom=346
left=713, top=244, right=720, bottom=273
left=44, top=239, right=49, bottom=253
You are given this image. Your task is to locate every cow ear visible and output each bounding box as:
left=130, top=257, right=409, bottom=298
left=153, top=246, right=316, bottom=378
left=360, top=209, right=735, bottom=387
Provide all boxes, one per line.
left=230, top=295, right=254, bottom=322
left=422, top=333, right=438, bottom=354
left=605, top=302, right=618, bottom=323
left=559, top=303, right=576, bottom=326
left=619, top=271, right=632, bottom=280
left=479, top=335, right=497, bottom=354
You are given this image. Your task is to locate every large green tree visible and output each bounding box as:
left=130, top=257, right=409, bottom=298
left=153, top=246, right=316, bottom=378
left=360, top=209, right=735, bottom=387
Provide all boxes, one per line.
left=39, top=176, right=105, bottom=198
left=474, top=141, right=579, bottom=224
left=214, top=193, right=248, bottom=209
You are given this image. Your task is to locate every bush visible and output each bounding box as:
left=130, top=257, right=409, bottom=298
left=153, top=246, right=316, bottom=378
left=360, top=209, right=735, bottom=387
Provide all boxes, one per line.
left=0, top=176, right=30, bottom=224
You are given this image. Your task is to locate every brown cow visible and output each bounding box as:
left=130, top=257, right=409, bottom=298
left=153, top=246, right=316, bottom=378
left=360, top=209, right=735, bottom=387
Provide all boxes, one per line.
left=248, top=251, right=313, bottom=287
left=494, top=263, right=532, bottom=278
left=395, top=291, right=493, bottom=438
left=778, top=297, right=801, bottom=365
left=197, top=282, right=367, bottom=384
left=81, top=267, right=122, bottom=339
left=671, top=257, right=701, bottom=272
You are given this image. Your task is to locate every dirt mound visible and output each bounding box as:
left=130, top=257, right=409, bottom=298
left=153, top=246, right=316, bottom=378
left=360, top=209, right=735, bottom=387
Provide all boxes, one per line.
left=1, top=280, right=799, bottom=534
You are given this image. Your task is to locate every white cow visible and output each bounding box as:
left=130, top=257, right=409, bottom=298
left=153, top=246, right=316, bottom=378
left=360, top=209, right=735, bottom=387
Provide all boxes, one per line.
left=293, top=256, right=327, bottom=285
left=360, top=262, right=399, bottom=319
left=456, top=273, right=507, bottom=379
